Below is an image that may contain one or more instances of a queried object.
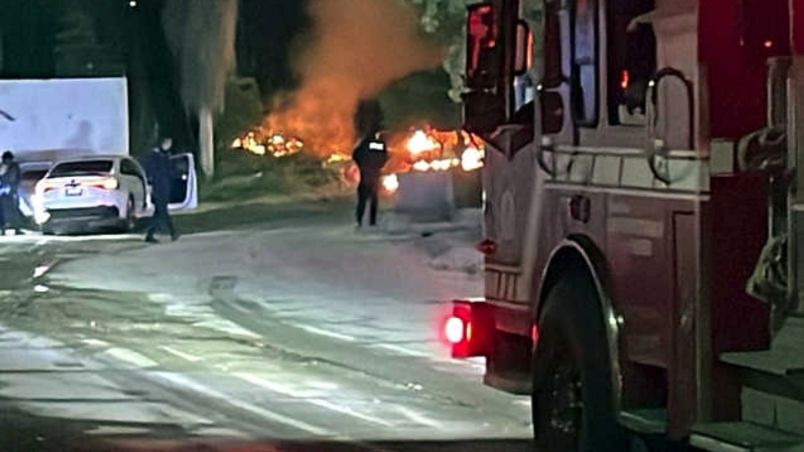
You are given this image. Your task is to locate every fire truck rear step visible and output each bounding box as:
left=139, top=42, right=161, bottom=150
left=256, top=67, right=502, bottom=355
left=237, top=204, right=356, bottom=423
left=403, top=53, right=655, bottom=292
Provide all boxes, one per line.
left=690, top=422, right=804, bottom=451
left=721, top=317, right=804, bottom=377
left=619, top=408, right=668, bottom=434
left=720, top=316, right=804, bottom=412
left=718, top=317, right=804, bottom=436
left=740, top=387, right=804, bottom=434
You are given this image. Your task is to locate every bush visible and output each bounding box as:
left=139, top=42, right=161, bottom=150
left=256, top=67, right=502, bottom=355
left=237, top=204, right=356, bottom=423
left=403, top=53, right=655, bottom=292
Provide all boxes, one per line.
left=200, top=150, right=341, bottom=202
left=215, top=77, right=264, bottom=153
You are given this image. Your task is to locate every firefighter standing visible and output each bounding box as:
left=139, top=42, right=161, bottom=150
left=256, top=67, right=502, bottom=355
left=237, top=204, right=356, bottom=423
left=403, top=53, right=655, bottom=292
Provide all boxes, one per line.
left=352, top=131, right=389, bottom=227
left=144, top=137, right=179, bottom=243
left=0, top=151, right=21, bottom=235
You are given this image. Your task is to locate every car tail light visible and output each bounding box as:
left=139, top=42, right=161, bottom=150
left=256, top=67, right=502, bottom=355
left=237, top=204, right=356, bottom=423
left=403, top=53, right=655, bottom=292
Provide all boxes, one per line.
left=445, top=299, right=494, bottom=358
left=87, top=178, right=119, bottom=190
left=36, top=181, right=61, bottom=195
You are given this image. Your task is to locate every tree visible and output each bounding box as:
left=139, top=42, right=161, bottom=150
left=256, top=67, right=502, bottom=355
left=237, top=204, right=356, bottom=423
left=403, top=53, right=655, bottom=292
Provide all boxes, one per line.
left=54, top=7, right=97, bottom=49
left=162, top=0, right=239, bottom=178
left=379, top=69, right=461, bottom=130
left=406, top=0, right=470, bottom=102
left=215, top=77, right=263, bottom=154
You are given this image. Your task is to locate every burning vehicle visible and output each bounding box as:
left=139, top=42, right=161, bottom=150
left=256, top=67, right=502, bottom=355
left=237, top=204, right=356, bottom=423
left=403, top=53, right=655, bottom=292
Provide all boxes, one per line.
left=382, top=127, right=486, bottom=220
left=384, top=127, right=485, bottom=178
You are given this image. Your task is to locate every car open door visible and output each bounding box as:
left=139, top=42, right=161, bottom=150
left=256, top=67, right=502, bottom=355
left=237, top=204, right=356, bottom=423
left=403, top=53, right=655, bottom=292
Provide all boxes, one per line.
left=168, top=153, right=198, bottom=211
left=17, top=162, right=52, bottom=220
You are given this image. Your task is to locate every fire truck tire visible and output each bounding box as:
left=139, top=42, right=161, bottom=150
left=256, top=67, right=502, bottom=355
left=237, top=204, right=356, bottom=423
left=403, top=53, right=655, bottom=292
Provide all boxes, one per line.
left=532, top=275, right=625, bottom=452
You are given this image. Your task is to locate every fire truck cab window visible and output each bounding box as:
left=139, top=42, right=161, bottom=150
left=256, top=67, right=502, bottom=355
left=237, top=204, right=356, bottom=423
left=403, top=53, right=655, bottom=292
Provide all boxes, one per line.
left=572, top=0, right=599, bottom=126
left=466, top=5, right=499, bottom=88
left=543, top=0, right=563, bottom=88
left=607, top=0, right=656, bottom=126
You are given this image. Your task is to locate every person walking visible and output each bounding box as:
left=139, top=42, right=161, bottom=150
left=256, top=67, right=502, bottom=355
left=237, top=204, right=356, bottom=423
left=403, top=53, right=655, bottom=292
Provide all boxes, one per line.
left=144, top=138, right=178, bottom=243
left=352, top=130, right=389, bottom=228
left=0, top=151, right=22, bottom=235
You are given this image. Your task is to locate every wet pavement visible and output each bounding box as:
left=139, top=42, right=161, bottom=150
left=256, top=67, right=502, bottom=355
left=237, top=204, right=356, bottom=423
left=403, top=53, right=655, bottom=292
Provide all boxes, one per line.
left=0, top=203, right=532, bottom=451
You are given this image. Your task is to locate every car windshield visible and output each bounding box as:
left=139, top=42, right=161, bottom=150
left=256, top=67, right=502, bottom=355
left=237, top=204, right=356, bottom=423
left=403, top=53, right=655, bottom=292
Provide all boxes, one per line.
left=49, top=160, right=113, bottom=177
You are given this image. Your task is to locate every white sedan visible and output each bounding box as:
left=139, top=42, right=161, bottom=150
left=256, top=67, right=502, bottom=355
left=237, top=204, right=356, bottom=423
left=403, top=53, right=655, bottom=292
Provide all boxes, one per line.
left=32, top=156, right=150, bottom=234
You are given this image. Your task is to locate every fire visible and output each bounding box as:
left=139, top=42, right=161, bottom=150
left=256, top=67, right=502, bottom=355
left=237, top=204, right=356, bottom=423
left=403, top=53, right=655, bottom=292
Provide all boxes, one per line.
left=229, top=125, right=484, bottom=196
left=380, top=127, right=486, bottom=196
left=407, top=129, right=441, bottom=157
left=411, top=158, right=460, bottom=172
left=382, top=174, right=400, bottom=193
left=326, top=153, right=350, bottom=164
left=461, top=146, right=484, bottom=172
left=388, top=127, right=485, bottom=174
left=231, top=131, right=304, bottom=158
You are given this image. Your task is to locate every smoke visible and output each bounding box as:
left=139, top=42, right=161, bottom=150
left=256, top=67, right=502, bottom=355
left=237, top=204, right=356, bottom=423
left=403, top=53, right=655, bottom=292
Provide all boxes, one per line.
left=264, top=0, right=444, bottom=158
left=162, top=0, right=239, bottom=114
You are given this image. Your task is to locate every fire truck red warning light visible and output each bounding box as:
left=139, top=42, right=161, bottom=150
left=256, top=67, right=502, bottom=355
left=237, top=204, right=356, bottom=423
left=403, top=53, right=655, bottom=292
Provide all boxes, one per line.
left=620, top=70, right=630, bottom=90
left=445, top=300, right=494, bottom=359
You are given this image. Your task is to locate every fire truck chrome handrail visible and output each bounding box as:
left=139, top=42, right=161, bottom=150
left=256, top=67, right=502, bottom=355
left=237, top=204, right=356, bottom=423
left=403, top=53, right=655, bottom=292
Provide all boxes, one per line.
left=484, top=298, right=531, bottom=310
left=552, top=145, right=703, bottom=160
left=485, top=263, right=523, bottom=274
left=544, top=183, right=711, bottom=199
left=537, top=140, right=557, bottom=176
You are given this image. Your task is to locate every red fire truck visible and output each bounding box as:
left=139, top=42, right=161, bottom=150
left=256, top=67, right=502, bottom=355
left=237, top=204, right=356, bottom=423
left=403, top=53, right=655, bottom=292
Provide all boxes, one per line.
left=447, top=0, right=804, bottom=449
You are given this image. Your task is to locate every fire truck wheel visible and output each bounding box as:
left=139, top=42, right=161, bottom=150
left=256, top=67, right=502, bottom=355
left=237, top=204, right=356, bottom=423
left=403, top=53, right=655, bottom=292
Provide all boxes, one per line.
left=531, top=275, right=625, bottom=452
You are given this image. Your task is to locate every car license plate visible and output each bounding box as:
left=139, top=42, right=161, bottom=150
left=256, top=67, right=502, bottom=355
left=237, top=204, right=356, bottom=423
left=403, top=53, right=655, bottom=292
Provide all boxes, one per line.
left=65, top=187, right=82, bottom=196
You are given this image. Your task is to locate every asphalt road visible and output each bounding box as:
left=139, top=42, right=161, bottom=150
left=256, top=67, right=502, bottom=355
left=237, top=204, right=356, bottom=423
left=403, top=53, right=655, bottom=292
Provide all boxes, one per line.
left=0, top=201, right=532, bottom=452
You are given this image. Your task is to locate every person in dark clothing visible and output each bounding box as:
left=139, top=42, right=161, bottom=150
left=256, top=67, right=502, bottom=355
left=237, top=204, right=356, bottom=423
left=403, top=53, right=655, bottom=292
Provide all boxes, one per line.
left=144, top=138, right=178, bottom=243
left=0, top=151, right=22, bottom=235
left=352, top=131, right=389, bottom=227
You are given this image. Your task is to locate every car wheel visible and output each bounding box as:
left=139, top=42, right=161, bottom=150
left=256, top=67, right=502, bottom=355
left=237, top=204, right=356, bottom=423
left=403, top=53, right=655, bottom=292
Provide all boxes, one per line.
left=123, top=196, right=135, bottom=232
left=532, top=275, right=626, bottom=452
left=42, top=223, right=64, bottom=236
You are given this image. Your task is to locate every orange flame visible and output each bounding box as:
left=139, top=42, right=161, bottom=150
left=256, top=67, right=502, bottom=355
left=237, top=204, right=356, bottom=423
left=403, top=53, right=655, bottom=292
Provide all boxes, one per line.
left=231, top=130, right=304, bottom=158
left=385, top=127, right=485, bottom=174
left=260, top=0, right=443, bottom=159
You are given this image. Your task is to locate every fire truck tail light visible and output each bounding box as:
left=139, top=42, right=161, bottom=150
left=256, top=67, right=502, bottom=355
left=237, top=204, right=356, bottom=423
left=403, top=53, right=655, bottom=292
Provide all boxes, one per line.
left=447, top=299, right=494, bottom=358
left=620, top=70, right=630, bottom=91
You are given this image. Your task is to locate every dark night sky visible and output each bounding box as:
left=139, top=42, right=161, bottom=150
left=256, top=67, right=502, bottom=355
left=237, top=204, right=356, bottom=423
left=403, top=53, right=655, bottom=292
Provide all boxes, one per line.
left=0, top=0, right=309, bottom=99
left=0, top=1, right=453, bottom=149
left=237, top=0, right=311, bottom=102
left=0, top=0, right=312, bottom=151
